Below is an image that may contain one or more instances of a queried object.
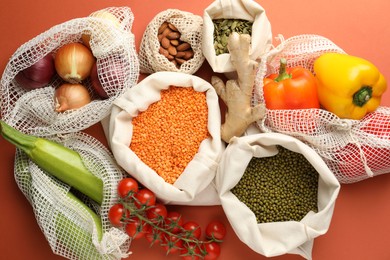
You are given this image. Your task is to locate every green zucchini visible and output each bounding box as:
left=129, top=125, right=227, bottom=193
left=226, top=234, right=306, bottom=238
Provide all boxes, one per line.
left=15, top=149, right=105, bottom=258
left=0, top=120, right=103, bottom=204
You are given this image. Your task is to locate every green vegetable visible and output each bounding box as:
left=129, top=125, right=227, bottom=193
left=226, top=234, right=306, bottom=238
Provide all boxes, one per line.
left=0, top=120, right=103, bottom=204
left=56, top=192, right=104, bottom=255
left=16, top=149, right=104, bottom=258
left=231, top=145, right=319, bottom=223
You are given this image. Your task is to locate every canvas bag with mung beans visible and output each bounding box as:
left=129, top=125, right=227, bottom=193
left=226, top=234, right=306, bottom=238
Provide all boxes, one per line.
left=216, top=133, right=340, bottom=259
left=107, top=71, right=224, bottom=205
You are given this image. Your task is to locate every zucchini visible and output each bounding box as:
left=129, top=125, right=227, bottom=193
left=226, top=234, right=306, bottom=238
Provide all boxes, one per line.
left=15, top=149, right=105, bottom=259
left=0, top=120, right=103, bottom=204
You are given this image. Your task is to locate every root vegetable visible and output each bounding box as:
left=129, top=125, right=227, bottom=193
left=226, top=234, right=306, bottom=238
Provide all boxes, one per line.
left=211, top=32, right=265, bottom=143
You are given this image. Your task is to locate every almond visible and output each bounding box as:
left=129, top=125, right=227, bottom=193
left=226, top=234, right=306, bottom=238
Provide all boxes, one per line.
left=176, top=42, right=191, bottom=51
left=168, top=45, right=177, bottom=56
left=167, top=32, right=180, bottom=40
left=161, top=37, right=171, bottom=49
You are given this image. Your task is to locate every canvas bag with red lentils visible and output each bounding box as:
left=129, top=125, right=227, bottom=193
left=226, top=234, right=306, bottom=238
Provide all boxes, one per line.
left=107, top=71, right=225, bottom=205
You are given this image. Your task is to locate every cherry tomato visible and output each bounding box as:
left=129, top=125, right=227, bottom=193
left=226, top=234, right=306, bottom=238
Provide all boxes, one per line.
left=146, top=203, right=168, bottom=222
left=108, top=203, right=128, bottom=227
left=117, top=178, right=139, bottom=199
left=162, top=234, right=183, bottom=254
left=203, top=242, right=221, bottom=260
left=205, top=221, right=226, bottom=241
left=180, top=243, right=201, bottom=260
left=134, top=188, right=156, bottom=208
left=166, top=211, right=184, bottom=234
left=182, top=221, right=201, bottom=239
left=125, top=217, right=148, bottom=240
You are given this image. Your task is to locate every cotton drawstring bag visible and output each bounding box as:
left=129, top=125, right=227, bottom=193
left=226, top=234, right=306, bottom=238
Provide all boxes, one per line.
left=254, top=34, right=390, bottom=183
left=108, top=71, right=224, bottom=205
left=0, top=7, right=139, bottom=136
left=13, top=132, right=130, bottom=259
left=202, top=0, right=272, bottom=74
left=138, top=9, right=205, bottom=74
left=216, top=133, right=340, bottom=259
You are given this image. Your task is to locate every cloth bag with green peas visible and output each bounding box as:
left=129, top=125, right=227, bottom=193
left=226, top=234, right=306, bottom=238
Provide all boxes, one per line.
left=215, top=133, right=340, bottom=260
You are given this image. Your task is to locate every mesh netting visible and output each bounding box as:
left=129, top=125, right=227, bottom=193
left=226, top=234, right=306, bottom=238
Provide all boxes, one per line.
left=138, top=9, right=205, bottom=74
left=14, top=131, right=130, bottom=259
left=254, top=34, right=390, bottom=183
left=0, top=7, right=139, bottom=136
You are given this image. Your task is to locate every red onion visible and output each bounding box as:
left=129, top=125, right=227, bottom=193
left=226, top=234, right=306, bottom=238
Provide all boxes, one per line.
left=15, top=54, right=55, bottom=90
left=90, top=59, right=125, bottom=99
left=90, top=62, right=109, bottom=99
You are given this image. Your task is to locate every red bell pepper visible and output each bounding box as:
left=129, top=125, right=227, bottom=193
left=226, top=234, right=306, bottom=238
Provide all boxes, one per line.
left=263, top=58, right=320, bottom=110
left=336, top=110, right=390, bottom=181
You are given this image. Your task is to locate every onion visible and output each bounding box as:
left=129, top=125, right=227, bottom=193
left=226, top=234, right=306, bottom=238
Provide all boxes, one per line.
left=15, top=54, right=55, bottom=90
left=82, top=10, right=121, bottom=49
left=54, top=42, right=95, bottom=84
left=54, top=83, right=91, bottom=112
left=90, top=62, right=108, bottom=99
left=90, top=59, right=125, bottom=99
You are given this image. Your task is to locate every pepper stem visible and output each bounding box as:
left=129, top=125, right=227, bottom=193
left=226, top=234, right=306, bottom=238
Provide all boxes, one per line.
left=274, top=58, right=292, bottom=82
left=353, top=86, right=372, bottom=107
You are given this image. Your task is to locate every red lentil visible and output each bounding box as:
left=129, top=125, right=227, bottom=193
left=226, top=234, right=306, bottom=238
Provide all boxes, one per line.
left=130, top=85, right=210, bottom=184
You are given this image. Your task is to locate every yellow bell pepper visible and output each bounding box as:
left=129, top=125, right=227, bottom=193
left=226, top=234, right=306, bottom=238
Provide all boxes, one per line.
left=313, top=53, right=387, bottom=120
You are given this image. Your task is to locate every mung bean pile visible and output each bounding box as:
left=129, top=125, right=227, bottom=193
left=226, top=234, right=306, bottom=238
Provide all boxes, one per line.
left=213, top=19, right=253, bottom=55
left=130, top=85, right=209, bottom=184
left=231, top=146, right=319, bottom=223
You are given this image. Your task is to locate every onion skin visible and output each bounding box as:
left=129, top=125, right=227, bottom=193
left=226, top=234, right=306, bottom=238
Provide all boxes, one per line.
left=54, top=43, right=95, bottom=84
left=15, top=54, right=55, bottom=90
left=55, top=83, right=91, bottom=112
left=90, top=62, right=109, bottom=99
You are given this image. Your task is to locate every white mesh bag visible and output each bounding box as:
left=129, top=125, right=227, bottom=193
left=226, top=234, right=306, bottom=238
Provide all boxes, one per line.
left=202, top=0, right=272, bottom=73
left=138, top=9, right=205, bottom=74
left=254, top=34, right=390, bottom=183
left=216, top=133, right=340, bottom=259
left=13, top=131, right=130, bottom=259
left=0, top=7, right=139, bottom=137
left=108, top=71, right=224, bottom=205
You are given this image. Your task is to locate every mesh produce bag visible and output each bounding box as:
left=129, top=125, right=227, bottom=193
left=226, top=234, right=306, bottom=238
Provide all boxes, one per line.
left=202, top=0, right=272, bottom=74
left=14, top=131, right=130, bottom=259
left=0, top=7, right=139, bottom=136
left=254, top=34, right=390, bottom=183
left=138, top=9, right=205, bottom=74
left=216, top=133, right=340, bottom=259
left=108, top=71, right=224, bottom=205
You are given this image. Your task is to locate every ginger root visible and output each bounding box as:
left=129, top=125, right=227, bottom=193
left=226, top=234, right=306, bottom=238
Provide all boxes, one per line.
left=212, top=32, right=265, bottom=143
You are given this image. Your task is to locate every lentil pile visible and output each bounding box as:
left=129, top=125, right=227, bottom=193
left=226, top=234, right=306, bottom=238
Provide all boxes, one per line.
left=130, top=85, right=209, bottom=184
left=231, top=146, right=319, bottom=223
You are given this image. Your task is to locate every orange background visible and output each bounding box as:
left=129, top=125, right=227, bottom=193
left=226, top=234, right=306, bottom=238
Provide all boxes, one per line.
left=1, top=0, right=390, bottom=259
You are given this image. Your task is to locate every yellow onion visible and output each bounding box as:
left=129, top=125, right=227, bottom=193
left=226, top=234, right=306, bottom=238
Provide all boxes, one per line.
left=54, top=83, right=91, bottom=112
left=54, top=42, right=95, bottom=84
left=15, top=54, right=55, bottom=90
left=82, top=10, right=121, bottom=49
